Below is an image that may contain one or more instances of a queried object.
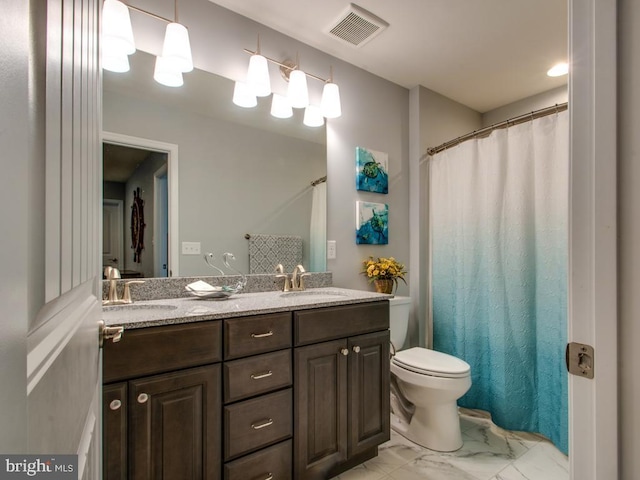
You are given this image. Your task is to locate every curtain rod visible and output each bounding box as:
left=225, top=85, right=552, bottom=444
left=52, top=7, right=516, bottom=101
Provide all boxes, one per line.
left=426, top=102, right=568, bottom=157
left=311, top=175, right=327, bottom=186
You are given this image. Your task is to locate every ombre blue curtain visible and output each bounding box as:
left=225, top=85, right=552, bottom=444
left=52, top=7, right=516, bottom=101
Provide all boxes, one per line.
left=429, top=110, right=569, bottom=454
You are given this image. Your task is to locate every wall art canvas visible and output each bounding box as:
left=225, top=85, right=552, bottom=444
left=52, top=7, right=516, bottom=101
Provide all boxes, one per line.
left=356, top=147, right=389, bottom=194
left=356, top=201, right=388, bottom=245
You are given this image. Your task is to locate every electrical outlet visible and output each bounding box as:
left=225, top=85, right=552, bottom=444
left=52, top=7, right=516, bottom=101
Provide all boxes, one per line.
left=182, top=241, right=201, bottom=255
left=327, top=240, right=337, bottom=259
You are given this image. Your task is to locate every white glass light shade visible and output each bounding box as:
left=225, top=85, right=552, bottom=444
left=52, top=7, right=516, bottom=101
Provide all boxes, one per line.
left=102, top=52, right=130, bottom=73
left=270, top=94, right=293, bottom=118
left=320, top=82, right=342, bottom=118
left=287, top=69, right=309, bottom=109
left=154, top=56, right=184, bottom=87
left=246, top=54, right=271, bottom=97
left=303, top=105, right=324, bottom=127
left=161, top=23, right=193, bottom=73
left=547, top=62, right=569, bottom=77
left=232, top=81, right=257, bottom=108
left=102, top=0, right=135, bottom=56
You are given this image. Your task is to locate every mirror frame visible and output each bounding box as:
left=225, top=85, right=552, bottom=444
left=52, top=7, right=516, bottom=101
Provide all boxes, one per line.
left=102, top=131, right=181, bottom=276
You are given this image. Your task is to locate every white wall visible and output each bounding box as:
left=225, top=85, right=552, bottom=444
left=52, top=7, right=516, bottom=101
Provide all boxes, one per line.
left=481, top=85, right=568, bottom=127
left=618, top=0, right=640, bottom=477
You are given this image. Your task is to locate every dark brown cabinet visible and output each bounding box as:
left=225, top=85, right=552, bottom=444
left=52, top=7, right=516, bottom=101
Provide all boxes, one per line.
left=103, top=321, right=223, bottom=480
left=293, top=302, right=390, bottom=480
left=103, top=299, right=389, bottom=480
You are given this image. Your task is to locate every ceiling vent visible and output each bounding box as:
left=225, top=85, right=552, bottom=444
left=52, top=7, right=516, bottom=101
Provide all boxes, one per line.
left=325, top=4, right=389, bottom=48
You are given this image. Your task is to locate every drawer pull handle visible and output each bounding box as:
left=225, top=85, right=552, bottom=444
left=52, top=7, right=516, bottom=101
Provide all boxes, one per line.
left=251, top=331, right=274, bottom=338
left=264, top=474, right=273, bottom=480
left=109, top=399, right=122, bottom=411
left=251, top=418, right=274, bottom=430
left=251, top=370, right=273, bottom=380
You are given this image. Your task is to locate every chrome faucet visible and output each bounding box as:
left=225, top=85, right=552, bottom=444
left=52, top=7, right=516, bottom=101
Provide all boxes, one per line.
left=103, top=267, right=122, bottom=304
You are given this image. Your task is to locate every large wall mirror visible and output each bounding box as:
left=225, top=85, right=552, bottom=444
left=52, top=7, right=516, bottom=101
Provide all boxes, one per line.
left=103, top=51, right=327, bottom=278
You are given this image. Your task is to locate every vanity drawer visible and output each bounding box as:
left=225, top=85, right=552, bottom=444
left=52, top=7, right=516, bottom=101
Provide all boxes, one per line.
left=224, top=388, right=292, bottom=461
left=294, top=301, right=389, bottom=346
left=103, top=321, right=222, bottom=383
left=223, top=349, right=292, bottom=403
left=223, top=439, right=292, bottom=480
left=224, top=312, right=292, bottom=360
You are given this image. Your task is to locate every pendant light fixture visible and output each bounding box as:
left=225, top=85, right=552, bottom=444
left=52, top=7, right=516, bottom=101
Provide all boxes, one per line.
left=160, top=22, right=193, bottom=74
left=235, top=39, right=342, bottom=126
left=246, top=35, right=271, bottom=97
left=232, top=81, right=258, bottom=108
left=153, top=55, right=184, bottom=87
left=303, top=105, right=324, bottom=127
left=102, top=0, right=135, bottom=72
left=287, top=54, right=309, bottom=109
left=320, top=67, right=342, bottom=118
left=270, top=93, right=293, bottom=119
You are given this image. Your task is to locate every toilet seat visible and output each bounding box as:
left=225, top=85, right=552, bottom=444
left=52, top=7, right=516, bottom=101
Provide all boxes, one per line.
left=392, top=347, right=470, bottom=379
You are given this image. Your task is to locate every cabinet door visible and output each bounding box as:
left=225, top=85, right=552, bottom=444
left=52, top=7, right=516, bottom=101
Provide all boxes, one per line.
left=348, top=331, right=390, bottom=457
left=294, top=339, right=348, bottom=480
left=129, top=364, right=221, bottom=480
left=103, top=383, right=127, bottom=480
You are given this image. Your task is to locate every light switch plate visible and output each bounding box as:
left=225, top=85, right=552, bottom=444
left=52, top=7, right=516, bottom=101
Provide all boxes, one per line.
left=182, top=241, right=201, bottom=255
left=327, top=240, right=337, bottom=259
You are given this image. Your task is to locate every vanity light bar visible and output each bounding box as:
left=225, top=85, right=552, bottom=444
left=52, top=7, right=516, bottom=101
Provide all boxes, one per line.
left=242, top=48, right=332, bottom=84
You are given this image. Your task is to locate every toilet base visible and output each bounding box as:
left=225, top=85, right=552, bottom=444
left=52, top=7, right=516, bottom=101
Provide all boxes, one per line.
left=390, top=402, right=463, bottom=452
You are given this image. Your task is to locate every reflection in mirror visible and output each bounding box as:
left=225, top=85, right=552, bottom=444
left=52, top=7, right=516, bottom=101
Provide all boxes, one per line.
left=103, top=51, right=327, bottom=278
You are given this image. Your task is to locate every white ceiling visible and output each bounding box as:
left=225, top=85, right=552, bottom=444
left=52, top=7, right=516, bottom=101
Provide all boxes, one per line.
left=209, top=0, right=568, bottom=113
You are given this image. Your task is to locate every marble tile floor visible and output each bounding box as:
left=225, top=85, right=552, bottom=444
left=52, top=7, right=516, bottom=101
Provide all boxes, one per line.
left=331, top=408, right=568, bottom=480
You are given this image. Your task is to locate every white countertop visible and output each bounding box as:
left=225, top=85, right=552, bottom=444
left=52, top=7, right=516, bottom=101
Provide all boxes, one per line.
left=103, top=287, right=392, bottom=329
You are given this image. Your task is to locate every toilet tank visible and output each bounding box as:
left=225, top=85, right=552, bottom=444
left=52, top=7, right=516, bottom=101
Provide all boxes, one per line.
left=389, top=296, right=411, bottom=350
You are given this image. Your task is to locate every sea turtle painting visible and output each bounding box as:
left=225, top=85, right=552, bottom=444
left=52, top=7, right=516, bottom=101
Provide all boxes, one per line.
left=356, top=147, right=389, bottom=194
left=356, top=201, right=388, bottom=245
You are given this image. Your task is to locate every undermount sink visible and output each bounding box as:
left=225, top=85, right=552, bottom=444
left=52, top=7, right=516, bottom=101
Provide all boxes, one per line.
left=279, top=290, right=348, bottom=299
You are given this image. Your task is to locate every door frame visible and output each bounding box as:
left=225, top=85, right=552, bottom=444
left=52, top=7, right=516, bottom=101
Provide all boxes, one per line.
left=103, top=198, right=124, bottom=271
left=153, top=165, right=169, bottom=277
left=568, top=0, right=617, bottom=478
left=102, top=131, right=180, bottom=276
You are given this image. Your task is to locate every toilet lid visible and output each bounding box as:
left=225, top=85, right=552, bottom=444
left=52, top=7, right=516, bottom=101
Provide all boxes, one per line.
left=392, top=347, right=471, bottom=378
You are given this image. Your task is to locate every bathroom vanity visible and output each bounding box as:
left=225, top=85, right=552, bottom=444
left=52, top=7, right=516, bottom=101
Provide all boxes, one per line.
left=102, top=288, right=390, bottom=480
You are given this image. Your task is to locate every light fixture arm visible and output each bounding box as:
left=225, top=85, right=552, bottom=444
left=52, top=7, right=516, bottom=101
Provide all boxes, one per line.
left=123, top=3, right=173, bottom=24
left=243, top=48, right=332, bottom=84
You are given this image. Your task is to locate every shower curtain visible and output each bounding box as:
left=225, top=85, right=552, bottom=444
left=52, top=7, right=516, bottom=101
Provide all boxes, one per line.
left=429, top=110, right=569, bottom=454
left=309, top=182, right=326, bottom=272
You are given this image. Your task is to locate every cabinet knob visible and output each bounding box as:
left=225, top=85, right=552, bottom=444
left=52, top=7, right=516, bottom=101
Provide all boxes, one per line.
left=341, top=348, right=349, bottom=356
left=137, top=393, right=149, bottom=404
left=264, top=475, right=273, bottom=480
left=109, top=399, right=122, bottom=411
left=353, top=346, right=361, bottom=353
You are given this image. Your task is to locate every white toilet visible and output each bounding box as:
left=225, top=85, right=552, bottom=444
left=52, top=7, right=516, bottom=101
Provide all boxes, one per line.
left=389, top=296, right=472, bottom=452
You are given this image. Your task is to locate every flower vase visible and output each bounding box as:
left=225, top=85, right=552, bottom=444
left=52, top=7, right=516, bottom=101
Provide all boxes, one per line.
left=374, top=279, right=394, bottom=294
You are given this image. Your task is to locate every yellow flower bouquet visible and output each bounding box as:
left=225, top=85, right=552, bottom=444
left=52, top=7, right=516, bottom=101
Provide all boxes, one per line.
left=361, top=256, right=407, bottom=293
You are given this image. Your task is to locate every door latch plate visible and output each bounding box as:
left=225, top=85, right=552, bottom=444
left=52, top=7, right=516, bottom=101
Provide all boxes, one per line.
left=566, top=342, right=594, bottom=379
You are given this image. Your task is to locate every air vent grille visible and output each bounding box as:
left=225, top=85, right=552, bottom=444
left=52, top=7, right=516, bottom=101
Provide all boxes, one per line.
left=326, top=4, right=389, bottom=48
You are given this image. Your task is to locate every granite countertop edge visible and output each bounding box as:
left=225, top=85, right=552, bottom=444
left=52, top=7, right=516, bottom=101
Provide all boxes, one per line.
left=103, top=287, right=393, bottom=329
